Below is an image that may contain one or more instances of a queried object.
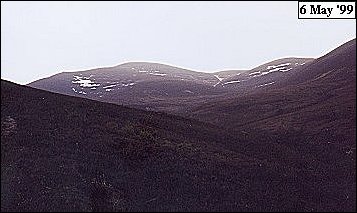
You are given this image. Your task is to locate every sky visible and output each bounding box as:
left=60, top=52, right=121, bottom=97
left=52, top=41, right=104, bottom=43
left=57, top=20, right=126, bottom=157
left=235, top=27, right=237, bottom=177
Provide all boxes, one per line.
left=1, top=1, right=356, bottom=84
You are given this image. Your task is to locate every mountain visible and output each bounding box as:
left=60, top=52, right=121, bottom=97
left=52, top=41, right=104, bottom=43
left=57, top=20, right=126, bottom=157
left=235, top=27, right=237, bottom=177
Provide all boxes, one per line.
left=183, top=39, right=356, bottom=212
left=28, top=62, right=228, bottom=106
left=6, top=38, right=356, bottom=211
left=27, top=41, right=354, bottom=115
left=190, top=39, right=356, bottom=132
left=278, top=38, right=356, bottom=87
left=188, top=39, right=356, bottom=186
left=2, top=80, right=355, bottom=211
left=214, top=58, right=313, bottom=90
left=25, top=39, right=356, bottom=149
left=27, top=58, right=311, bottom=110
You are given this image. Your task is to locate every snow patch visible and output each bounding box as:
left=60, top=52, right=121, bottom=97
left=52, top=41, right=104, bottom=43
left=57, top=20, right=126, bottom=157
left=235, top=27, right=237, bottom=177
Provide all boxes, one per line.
left=266, top=63, right=291, bottom=70
left=279, top=68, right=292, bottom=72
left=213, top=75, right=224, bottom=87
left=72, top=75, right=100, bottom=87
left=122, top=82, right=136, bottom=87
left=223, top=80, right=241, bottom=85
left=266, top=67, right=282, bottom=73
left=149, top=73, right=167, bottom=76
left=257, top=82, right=275, bottom=87
left=249, top=71, right=261, bottom=76
left=103, top=84, right=117, bottom=89
left=214, top=75, right=224, bottom=81
left=251, top=66, right=292, bottom=77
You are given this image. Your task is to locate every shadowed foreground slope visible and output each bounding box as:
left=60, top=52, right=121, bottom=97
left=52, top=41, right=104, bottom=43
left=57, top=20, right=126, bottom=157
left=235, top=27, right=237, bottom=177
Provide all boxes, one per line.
left=1, top=80, right=355, bottom=211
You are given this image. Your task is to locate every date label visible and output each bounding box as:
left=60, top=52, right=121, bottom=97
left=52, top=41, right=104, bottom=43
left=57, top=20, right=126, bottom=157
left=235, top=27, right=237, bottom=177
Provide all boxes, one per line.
left=298, top=2, right=355, bottom=19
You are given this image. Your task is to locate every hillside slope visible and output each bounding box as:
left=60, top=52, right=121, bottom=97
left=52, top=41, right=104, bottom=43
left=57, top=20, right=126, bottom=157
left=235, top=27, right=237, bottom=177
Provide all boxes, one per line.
left=2, top=80, right=355, bottom=211
left=191, top=39, right=356, bottom=139
left=188, top=39, right=356, bottom=201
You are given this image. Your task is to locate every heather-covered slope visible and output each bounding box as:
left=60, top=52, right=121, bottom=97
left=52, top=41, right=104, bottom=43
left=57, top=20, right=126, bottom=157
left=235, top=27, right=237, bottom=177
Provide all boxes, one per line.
left=2, top=80, right=355, bottom=211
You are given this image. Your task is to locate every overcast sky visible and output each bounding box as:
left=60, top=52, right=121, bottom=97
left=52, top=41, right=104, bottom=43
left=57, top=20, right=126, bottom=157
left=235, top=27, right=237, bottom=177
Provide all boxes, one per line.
left=1, top=1, right=356, bottom=84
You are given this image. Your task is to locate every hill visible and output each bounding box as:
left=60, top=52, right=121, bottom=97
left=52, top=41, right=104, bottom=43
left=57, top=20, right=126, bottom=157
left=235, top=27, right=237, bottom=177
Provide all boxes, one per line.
left=2, top=80, right=355, bottom=211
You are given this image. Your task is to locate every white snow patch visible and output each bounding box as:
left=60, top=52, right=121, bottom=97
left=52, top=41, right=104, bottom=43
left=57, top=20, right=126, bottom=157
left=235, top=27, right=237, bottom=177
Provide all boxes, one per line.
left=184, top=90, right=194, bottom=94
left=73, top=75, right=82, bottom=80
left=139, top=70, right=148, bottom=73
left=214, top=75, right=224, bottom=81
left=213, top=82, right=220, bottom=87
left=103, top=84, right=117, bottom=89
left=266, top=67, right=283, bottom=72
left=72, top=75, right=100, bottom=87
left=279, top=68, right=292, bottom=72
left=213, top=75, right=225, bottom=87
left=223, top=80, right=241, bottom=85
left=249, top=71, right=261, bottom=76
left=78, top=91, right=87, bottom=94
left=72, top=79, right=100, bottom=87
left=149, top=73, right=167, bottom=76
left=251, top=66, right=292, bottom=77
left=122, top=82, right=136, bottom=87
left=257, top=82, right=275, bottom=87
left=91, top=87, right=97, bottom=90
left=300, top=62, right=306, bottom=65
left=266, top=63, right=291, bottom=70
left=105, top=89, right=113, bottom=92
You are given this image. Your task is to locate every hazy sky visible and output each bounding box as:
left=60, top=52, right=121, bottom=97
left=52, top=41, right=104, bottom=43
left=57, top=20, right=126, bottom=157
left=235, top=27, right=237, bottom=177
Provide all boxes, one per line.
left=1, top=1, right=356, bottom=84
